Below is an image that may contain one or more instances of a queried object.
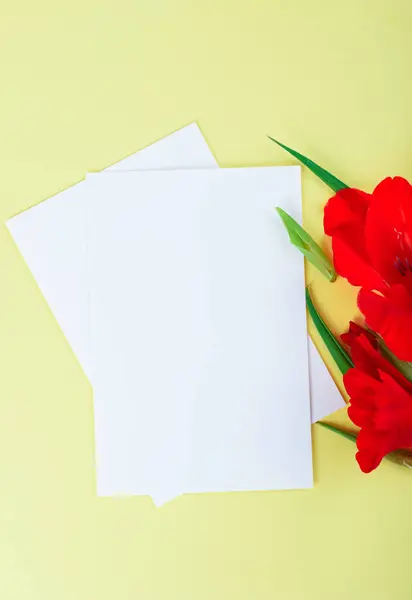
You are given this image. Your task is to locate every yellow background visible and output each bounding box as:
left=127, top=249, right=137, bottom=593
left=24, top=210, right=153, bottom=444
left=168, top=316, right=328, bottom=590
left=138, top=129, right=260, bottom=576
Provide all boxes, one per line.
left=0, top=1, right=411, bottom=598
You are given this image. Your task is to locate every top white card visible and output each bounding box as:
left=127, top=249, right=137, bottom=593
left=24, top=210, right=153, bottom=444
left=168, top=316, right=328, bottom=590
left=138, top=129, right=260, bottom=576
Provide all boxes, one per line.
left=86, top=167, right=313, bottom=500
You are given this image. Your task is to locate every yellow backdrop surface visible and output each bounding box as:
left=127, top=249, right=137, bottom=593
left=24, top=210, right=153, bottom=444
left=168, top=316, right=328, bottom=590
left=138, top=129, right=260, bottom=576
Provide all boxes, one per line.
left=0, top=1, right=411, bottom=598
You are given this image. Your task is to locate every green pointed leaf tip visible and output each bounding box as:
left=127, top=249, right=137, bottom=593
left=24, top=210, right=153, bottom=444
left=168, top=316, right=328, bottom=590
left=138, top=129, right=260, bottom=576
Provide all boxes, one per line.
left=378, top=339, right=412, bottom=383
left=268, top=136, right=348, bottom=193
left=318, top=422, right=357, bottom=442
left=305, top=287, right=353, bottom=376
left=276, top=208, right=336, bottom=282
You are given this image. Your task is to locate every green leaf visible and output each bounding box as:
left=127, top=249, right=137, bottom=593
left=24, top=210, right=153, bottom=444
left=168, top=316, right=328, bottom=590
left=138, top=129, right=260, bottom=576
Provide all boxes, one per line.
left=276, top=207, right=336, bottom=282
left=364, top=325, right=412, bottom=383
left=317, top=422, right=356, bottom=442
left=268, top=137, right=348, bottom=193
left=306, top=287, right=353, bottom=375
left=377, top=339, right=412, bottom=383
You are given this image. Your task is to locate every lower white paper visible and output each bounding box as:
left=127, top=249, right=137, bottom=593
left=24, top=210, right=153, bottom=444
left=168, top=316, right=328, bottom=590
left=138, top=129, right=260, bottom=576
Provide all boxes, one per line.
left=86, top=168, right=313, bottom=502
left=308, top=341, right=344, bottom=424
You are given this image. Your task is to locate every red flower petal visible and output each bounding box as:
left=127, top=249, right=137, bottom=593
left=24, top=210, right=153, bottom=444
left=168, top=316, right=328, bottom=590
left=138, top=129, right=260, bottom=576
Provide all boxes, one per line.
left=346, top=369, right=412, bottom=473
left=349, top=337, right=381, bottom=379
left=324, top=188, right=370, bottom=236
left=365, top=177, right=412, bottom=290
left=331, top=238, right=386, bottom=291
left=341, top=321, right=377, bottom=348
left=355, top=429, right=389, bottom=473
left=358, top=286, right=412, bottom=361
left=343, top=327, right=412, bottom=392
left=372, top=371, right=412, bottom=433
left=343, top=368, right=380, bottom=399
left=324, top=188, right=385, bottom=290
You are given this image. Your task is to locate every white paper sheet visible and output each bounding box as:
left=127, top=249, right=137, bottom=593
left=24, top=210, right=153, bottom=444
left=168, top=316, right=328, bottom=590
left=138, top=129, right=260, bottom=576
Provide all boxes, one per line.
left=308, top=340, right=344, bottom=423
left=86, top=168, right=313, bottom=501
left=6, top=123, right=217, bottom=381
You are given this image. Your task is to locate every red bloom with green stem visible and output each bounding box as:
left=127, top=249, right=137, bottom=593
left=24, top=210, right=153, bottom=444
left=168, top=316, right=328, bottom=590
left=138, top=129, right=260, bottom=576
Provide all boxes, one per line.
left=271, top=138, right=412, bottom=472
left=324, top=177, right=412, bottom=361
left=342, top=322, right=412, bottom=473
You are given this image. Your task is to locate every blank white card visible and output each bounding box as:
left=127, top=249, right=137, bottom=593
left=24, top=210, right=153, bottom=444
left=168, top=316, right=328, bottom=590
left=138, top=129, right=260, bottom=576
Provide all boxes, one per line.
left=86, top=168, right=313, bottom=500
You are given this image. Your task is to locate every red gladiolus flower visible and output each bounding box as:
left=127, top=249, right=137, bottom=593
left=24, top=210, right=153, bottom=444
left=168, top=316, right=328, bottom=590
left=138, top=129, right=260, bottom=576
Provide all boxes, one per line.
left=342, top=322, right=412, bottom=473
left=324, top=177, right=412, bottom=360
